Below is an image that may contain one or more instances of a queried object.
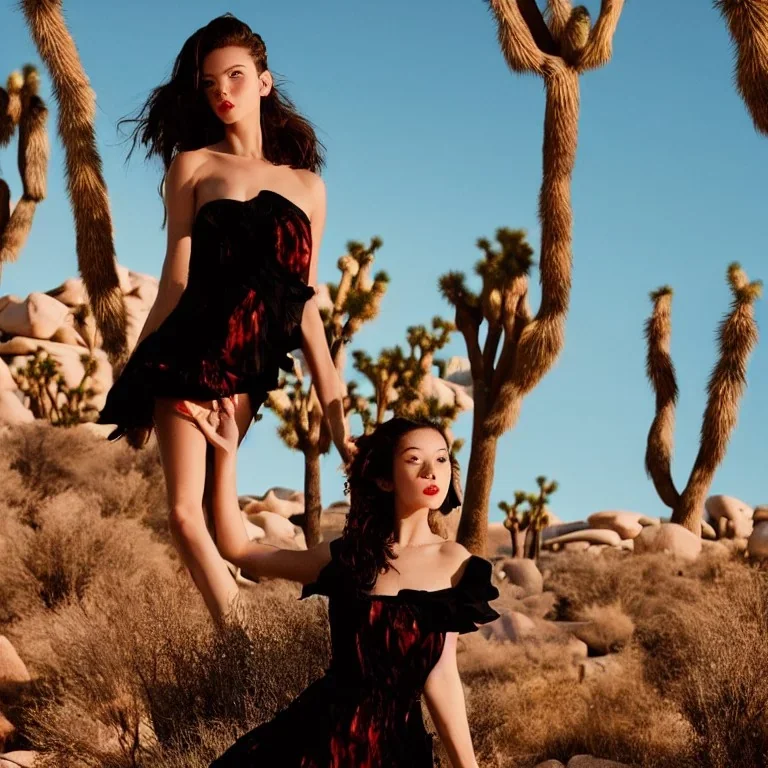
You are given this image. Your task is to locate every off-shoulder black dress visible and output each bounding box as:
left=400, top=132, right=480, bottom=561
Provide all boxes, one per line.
left=210, top=538, right=500, bottom=767
left=97, top=190, right=314, bottom=440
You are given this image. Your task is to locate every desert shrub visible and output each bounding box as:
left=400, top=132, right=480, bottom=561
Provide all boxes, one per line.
left=0, top=422, right=168, bottom=530
left=460, top=640, right=695, bottom=768
left=23, top=573, right=329, bottom=767
left=0, top=490, right=172, bottom=635
left=572, top=601, right=636, bottom=655
left=639, top=566, right=768, bottom=768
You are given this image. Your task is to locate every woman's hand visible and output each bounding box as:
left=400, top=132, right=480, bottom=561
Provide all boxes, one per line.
left=182, top=396, right=239, bottom=455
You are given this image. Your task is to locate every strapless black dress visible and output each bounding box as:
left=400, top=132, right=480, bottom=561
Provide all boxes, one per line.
left=97, top=190, right=314, bottom=441
left=209, top=538, right=500, bottom=767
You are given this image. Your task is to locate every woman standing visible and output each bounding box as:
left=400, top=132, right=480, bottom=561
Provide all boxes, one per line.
left=98, top=14, right=353, bottom=621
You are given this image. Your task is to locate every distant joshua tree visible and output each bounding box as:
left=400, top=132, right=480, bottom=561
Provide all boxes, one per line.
left=0, top=66, right=49, bottom=274
left=267, top=238, right=388, bottom=547
left=442, top=0, right=625, bottom=555
left=500, top=475, right=558, bottom=560
left=715, top=0, right=768, bottom=135
left=352, top=317, right=464, bottom=450
left=12, top=347, right=98, bottom=426
left=21, top=0, right=127, bottom=365
left=644, top=263, right=762, bottom=535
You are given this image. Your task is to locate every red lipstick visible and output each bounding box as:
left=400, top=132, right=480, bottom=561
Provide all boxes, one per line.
left=423, top=485, right=439, bottom=496
left=217, top=100, right=234, bottom=114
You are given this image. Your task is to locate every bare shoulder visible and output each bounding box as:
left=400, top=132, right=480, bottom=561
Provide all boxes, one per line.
left=166, top=149, right=208, bottom=195
left=438, top=540, right=475, bottom=584
left=294, top=168, right=325, bottom=213
left=168, top=148, right=208, bottom=179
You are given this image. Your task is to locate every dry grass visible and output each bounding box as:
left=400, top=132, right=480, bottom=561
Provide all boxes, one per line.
left=2, top=422, right=767, bottom=767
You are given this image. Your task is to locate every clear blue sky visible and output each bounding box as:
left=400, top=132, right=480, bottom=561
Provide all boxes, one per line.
left=1, top=1, right=765, bottom=523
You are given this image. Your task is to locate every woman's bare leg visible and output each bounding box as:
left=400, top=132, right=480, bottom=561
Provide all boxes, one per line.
left=202, top=395, right=255, bottom=567
left=153, top=397, right=249, bottom=622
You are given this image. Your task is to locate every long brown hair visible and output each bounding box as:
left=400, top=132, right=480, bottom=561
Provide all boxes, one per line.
left=339, top=418, right=463, bottom=595
left=120, top=14, right=324, bottom=203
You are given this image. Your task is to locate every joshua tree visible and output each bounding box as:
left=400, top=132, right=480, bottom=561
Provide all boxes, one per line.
left=441, top=0, right=624, bottom=555
left=644, top=263, right=762, bottom=535
left=267, top=238, right=388, bottom=547
left=21, top=0, right=127, bottom=365
left=500, top=475, right=558, bottom=559
left=500, top=492, right=528, bottom=558
left=352, top=317, right=466, bottom=446
left=715, top=0, right=768, bottom=136
left=12, top=347, right=98, bottom=426
left=0, top=66, right=49, bottom=272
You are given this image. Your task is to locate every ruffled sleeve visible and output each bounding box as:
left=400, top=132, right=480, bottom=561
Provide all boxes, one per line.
left=424, top=555, right=501, bottom=634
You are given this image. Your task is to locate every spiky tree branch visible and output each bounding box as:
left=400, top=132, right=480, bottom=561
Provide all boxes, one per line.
left=445, top=1, right=623, bottom=555
left=22, top=0, right=127, bottom=365
left=715, top=0, right=768, bottom=135
left=644, top=286, right=681, bottom=509
left=644, top=264, right=762, bottom=534
left=0, top=67, right=49, bottom=275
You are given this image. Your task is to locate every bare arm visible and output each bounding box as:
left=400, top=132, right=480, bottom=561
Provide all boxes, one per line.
left=300, top=176, right=351, bottom=461
left=423, top=633, right=479, bottom=768
left=184, top=398, right=333, bottom=585
left=135, top=151, right=200, bottom=347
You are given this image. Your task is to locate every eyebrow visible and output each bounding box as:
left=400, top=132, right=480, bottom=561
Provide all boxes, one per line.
left=399, top=446, right=449, bottom=454
left=202, top=64, right=246, bottom=77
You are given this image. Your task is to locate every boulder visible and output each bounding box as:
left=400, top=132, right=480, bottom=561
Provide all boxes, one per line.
left=577, top=655, right=624, bottom=682
left=0, top=293, right=69, bottom=339
left=0, top=392, right=33, bottom=426
left=700, top=520, right=717, bottom=540
left=567, top=756, right=632, bottom=768
left=0, top=360, right=16, bottom=392
left=563, top=541, right=591, bottom=553
left=705, top=495, right=754, bottom=539
left=243, top=488, right=305, bottom=519
left=747, top=521, right=768, bottom=559
left=47, top=277, right=88, bottom=307
left=587, top=511, right=645, bottom=540
left=542, top=521, right=591, bottom=542
left=544, top=529, right=623, bottom=550
left=124, top=294, right=151, bottom=350
left=633, top=523, right=701, bottom=561
left=753, top=506, right=768, bottom=524
left=0, top=751, right=38, bottom=767
left=480, top=611, right=536, bottom=643
left=498, top=558, right=543, bottom=597
left=247, top=511, right=304, bottom=550
left=0, top=711, right=15, bottom=753
left=535, top=762, right=566, bottom=768
left=0, top=637, right=31, bottom=698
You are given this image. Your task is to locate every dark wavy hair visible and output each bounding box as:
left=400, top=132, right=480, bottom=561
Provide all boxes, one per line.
left=338, top=417, right=463, bottom=596
left=120, top=14, right=324, bottom=204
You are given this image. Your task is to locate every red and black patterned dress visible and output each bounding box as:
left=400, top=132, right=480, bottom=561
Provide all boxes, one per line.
left=97, top=190, right=314, bottom=440
left=210, top=538, right=500, bottom=767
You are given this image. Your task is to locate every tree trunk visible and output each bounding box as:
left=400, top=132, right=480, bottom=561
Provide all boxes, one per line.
left=303, top=448, right=323, bottom=548
left=456, top=422, right=498, bottom=556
